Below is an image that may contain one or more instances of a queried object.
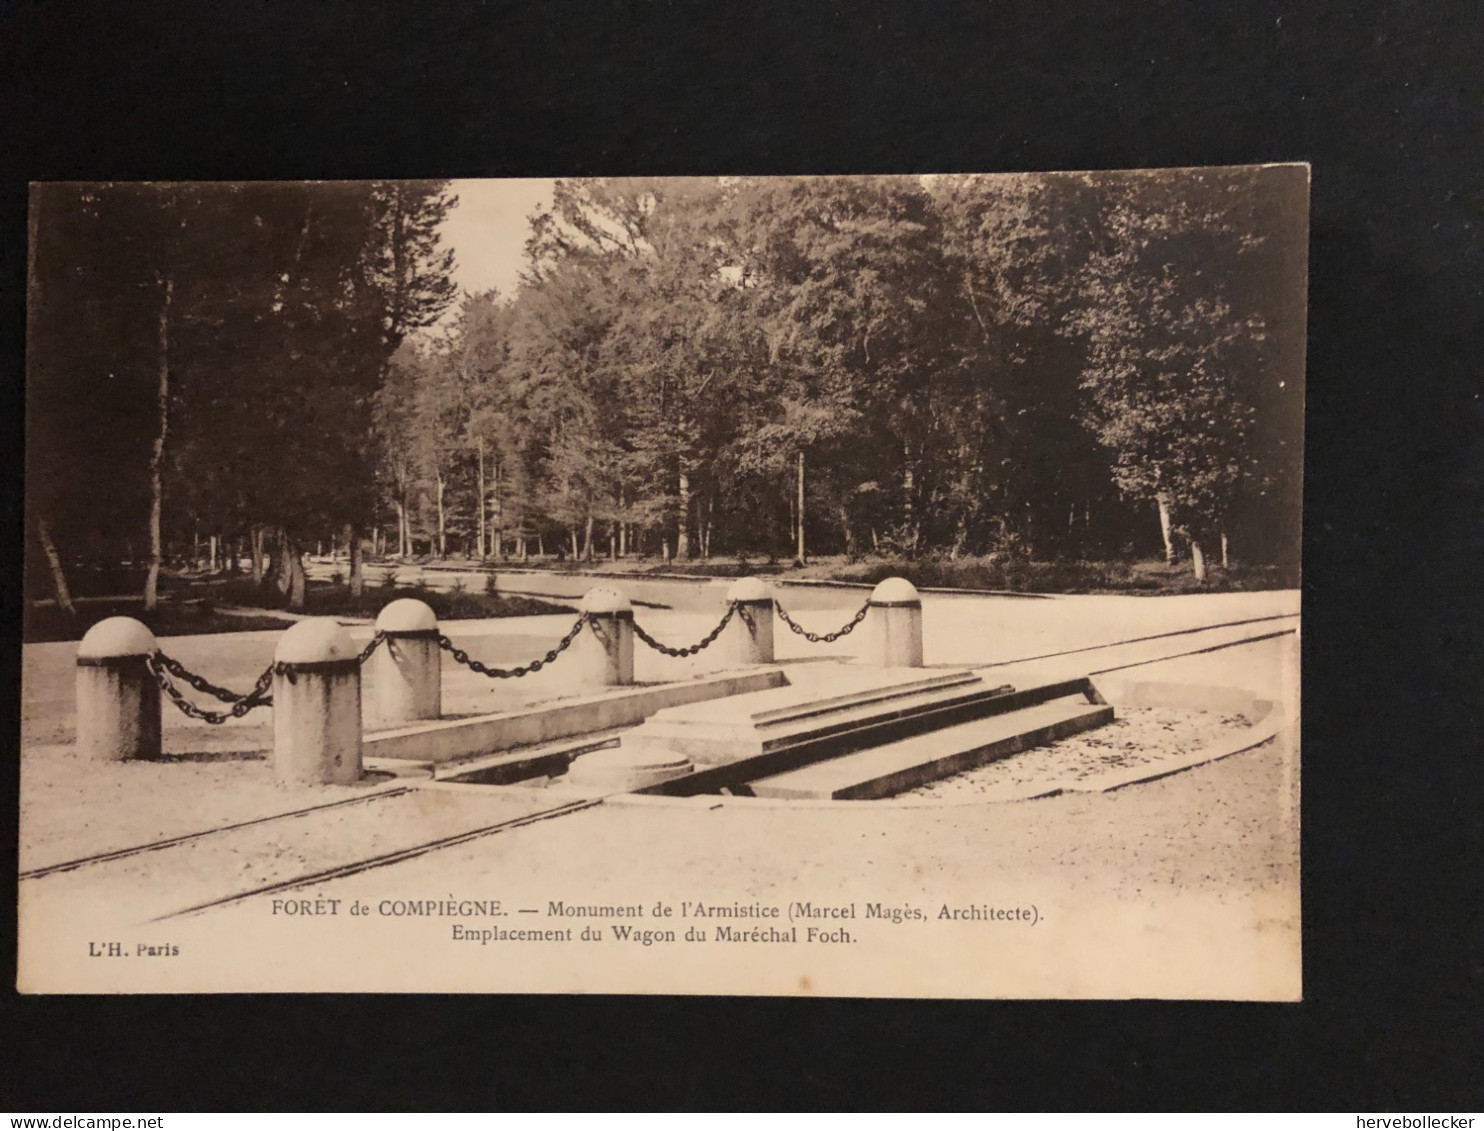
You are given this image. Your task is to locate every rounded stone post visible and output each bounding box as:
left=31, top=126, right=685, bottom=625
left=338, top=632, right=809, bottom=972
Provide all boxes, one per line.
left=866, top=577, right=924, bottom=668
left=76, top=617, right=161, bottom=762
left=273, top=618, right=362, bottom=786
left=725, top=577, right=775, bottom=665
left=371, top=598, right=441, bottom=725
left=572, top=587, right=634, bottom=687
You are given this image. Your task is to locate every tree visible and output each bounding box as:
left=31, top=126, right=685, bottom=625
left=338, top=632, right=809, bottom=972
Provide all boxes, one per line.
left=723, top=176, right=960, bottom=555
left=1069, top=168, right=1276, bottom=577
left=27, top=181, right=460, bottom=611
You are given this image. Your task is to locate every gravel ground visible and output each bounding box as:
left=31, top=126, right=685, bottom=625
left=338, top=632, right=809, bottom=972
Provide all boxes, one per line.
left=18, top=742, right=399, bottom=872
left=23, top=787, right=557, bottom=924
left=901, top=706, right=1258, bottom=800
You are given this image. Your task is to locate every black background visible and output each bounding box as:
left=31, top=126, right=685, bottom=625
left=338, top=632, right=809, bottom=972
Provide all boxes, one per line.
left=3, top=0, right=1480, bottom=1112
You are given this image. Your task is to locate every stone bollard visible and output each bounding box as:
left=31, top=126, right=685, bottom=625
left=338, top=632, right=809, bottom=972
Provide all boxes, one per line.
left=866, top=577, right=924, bottom=668
left=725, top=577, right=775, bottom=665
left=272, top=618, right=363, bottom=786
left=572, top=587, right=634, bottom=687
left=371, top=598, right=441, bottom=725
left=76, top=617, right=162, bottom=762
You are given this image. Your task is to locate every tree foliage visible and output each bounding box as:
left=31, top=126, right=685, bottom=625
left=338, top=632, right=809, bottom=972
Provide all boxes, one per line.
left=27, top=180, right=458, bottom=605
left=27, top=169, right=1307, bottom=597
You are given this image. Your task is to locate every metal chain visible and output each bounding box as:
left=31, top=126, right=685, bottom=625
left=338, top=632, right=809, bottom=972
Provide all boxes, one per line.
left=153, top=650, right=257, bottom=703
left=152, top=627, right=381, bottom=709
left=356, top=631, right=385, bottom=665
left=774, top=597, right=872, bottom=644
left=632, top=602, right=737, bottom=658
left=148, top=653, right=276, bottom=724
left=437, top=614, right=590, bottom=679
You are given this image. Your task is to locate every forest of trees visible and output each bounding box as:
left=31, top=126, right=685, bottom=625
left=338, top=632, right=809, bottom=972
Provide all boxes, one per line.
left=25, top=168, right=1307, bottom=612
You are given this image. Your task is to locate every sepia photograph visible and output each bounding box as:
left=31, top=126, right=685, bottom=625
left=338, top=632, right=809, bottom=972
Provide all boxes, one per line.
left=19, top=167, right=1307, bottom=998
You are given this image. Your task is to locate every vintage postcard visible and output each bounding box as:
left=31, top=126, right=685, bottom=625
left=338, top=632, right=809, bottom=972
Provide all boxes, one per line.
left=18, top=167, right=1306, bottom=997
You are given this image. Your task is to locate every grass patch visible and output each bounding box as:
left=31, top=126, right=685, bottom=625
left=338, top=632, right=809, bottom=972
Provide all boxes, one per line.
left=24, top=598, right=296, bottom=644
left=815, top=555, right=1291, bottom=594
left=207, top=577, right=575, bottom=621
left=25, top=575, right=577, bottom=643
left=439, top=551, right=1294, bottom=594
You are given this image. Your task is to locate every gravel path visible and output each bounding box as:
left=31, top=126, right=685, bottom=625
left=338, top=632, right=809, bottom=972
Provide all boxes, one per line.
left=901, top=706, right=1259, bottom=800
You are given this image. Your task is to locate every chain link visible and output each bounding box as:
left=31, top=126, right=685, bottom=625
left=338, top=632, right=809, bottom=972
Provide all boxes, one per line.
left=148, top=653, right=276, bottom=724
left=356, top=630, right=385, bottom=665
left=152, top=650, right=255, bottom=703
left=774, top=597, right=872, bottom=643
left=632, top=602, right=737, bottom=658
left=437, top=614, right=590, bottom=679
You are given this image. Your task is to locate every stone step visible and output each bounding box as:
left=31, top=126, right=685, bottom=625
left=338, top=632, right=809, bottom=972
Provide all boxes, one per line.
left=641, top=676, right=1099, bottom=797
left=625, top=668, right=1005, bottom=764
left=433, top=730, right=625, bottom=784
left=748, top=696, right=1115, bottom=801
left=362, top=667, right=786, bottom=763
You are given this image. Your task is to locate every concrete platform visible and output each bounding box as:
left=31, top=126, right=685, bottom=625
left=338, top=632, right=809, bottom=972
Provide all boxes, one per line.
left=564, top=745, right=696, bottom=790
left=431, top=731, right=624, bottom=784
left=748, top=695, right=1115, bottom=800
left=362, top=668, right=786, bottom=763
left=634, top=674, right=1103, bottom=798
left=621, top=667, right=998, bottom=765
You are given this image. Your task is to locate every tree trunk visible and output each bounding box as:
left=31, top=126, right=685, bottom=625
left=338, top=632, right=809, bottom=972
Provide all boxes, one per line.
left=569, top=528, right=580, bottom=559
left=583, top=513, right=595, bottom=562
left=703, top=487, right=716, bottom=559
left=901, top=444, right=918, bottom=554
left=676, top=467, right=692, bottom=559
left=476, top=439, right=487, bottom=559
left=1156, top=492, right=1175, bottom=564
left=610, top=522, right=619, bottom=561
left=435, top=472, right=447, bottom=558
left=36, top=513, right=76, bottom=616
left=1191, top=539, right=1207, bottom=584
left=796, top=450, right=806, bottom=563
left=143, top=275, right=172, bottom=612
left=492, top=459, right=504, bottom=562
left=347, top=523, right=364, bottom=598
left=273, top=527, right=294, bottom=595
left=250, top=526, right=265, bottom=584
left=286, top=534, right=307, bottom=609
left=1221, top=529, right=1230, bottom=570
left=838, top=506, right=857, bottom=559
left=618, top=520, right=627, bottom=558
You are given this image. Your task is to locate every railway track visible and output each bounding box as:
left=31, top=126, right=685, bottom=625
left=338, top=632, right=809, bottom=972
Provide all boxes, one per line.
left=976, top=611, right=1300, bottom=670
left=156, top=797, right=603, bottom=921
left=19, top=784, right=417, bottom=881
